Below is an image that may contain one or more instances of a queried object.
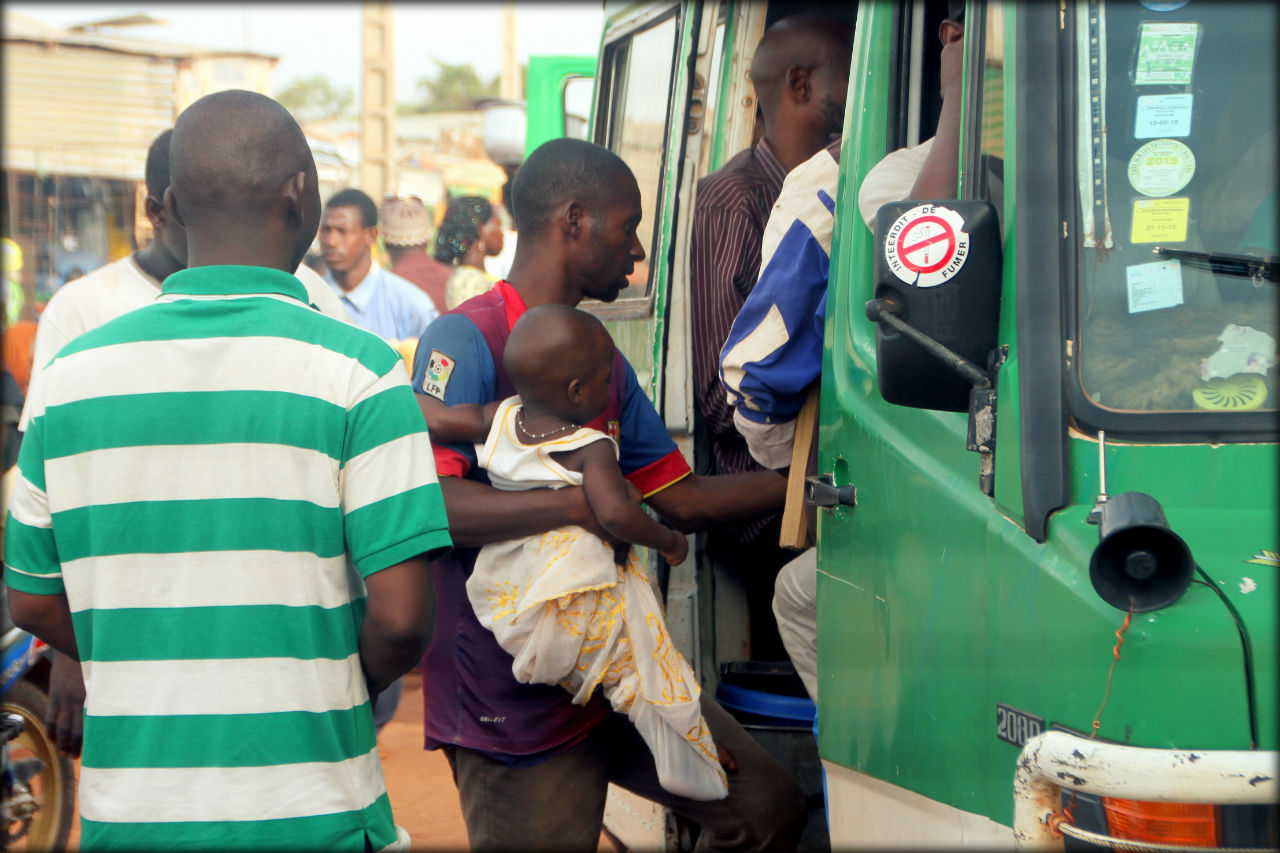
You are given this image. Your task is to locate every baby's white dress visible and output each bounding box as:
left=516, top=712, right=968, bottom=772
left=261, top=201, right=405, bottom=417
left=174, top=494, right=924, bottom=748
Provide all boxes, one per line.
left=466, top=397, right=728, bottom=800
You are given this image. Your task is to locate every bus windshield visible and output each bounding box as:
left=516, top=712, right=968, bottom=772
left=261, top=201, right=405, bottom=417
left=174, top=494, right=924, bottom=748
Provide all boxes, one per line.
left=1072, top=1, right=1277, bottom=423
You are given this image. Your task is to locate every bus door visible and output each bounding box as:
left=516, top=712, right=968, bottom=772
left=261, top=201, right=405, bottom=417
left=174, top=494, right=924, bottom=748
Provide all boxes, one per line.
left=588, top=4, right=749, bottom=845
left=589, top=1, right=853, bottom=849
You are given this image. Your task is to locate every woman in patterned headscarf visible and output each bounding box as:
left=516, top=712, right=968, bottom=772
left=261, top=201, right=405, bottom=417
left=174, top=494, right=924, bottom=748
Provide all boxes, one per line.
left=435, top=196, right=506, bottom=309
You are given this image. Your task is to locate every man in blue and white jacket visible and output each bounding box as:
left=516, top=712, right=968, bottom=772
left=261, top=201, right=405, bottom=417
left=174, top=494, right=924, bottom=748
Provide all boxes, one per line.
left=717, top=140, right=840, bottom=702
left=717, top=9, right=966, bottom=701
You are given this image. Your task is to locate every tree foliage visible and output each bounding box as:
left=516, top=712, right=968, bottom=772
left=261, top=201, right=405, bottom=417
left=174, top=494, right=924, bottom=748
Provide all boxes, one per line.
left=277, top=75, right=354, bottom=123
left=415, top=61, right=500, bottom=112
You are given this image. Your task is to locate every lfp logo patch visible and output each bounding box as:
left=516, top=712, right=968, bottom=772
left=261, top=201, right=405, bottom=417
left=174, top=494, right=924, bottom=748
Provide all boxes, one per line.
left=422, top=350, right=455, bottom=400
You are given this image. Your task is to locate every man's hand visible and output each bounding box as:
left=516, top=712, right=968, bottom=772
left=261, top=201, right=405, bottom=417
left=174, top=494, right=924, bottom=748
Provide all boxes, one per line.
left=939, top=27, right=964, bottom=101
left=45, top=652, right=85, bottom=757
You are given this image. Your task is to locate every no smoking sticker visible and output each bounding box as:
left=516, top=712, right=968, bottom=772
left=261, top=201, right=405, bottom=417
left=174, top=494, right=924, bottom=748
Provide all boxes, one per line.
left=884, top=204, right=970, bottom=288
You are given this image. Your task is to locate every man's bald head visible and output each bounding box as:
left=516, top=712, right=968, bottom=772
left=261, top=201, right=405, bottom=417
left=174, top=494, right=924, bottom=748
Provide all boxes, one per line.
left=511, top=138, right=635, bottom=236
left=750, top=15, right=854, bottom=126
left=168, top=90, right=319, bottom=269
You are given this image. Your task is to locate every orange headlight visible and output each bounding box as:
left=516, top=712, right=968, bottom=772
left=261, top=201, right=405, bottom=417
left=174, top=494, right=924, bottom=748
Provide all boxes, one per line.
left=1102, top=797, right=1220, bottom=848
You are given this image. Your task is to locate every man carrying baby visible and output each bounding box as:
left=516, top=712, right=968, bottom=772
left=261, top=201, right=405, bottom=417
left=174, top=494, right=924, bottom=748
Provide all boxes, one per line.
left=411, top=138, right=802, bottom=852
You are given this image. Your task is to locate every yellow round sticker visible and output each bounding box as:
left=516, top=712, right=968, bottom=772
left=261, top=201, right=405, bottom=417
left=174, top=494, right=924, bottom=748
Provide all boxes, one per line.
left=1128, top=139, right=1195, bottom=197
left=1192, top=374, right=1267, bottom=411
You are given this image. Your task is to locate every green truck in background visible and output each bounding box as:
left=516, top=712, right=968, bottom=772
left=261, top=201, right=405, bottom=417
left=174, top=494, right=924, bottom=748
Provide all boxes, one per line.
left=548, top=1, right=1278, bottom=848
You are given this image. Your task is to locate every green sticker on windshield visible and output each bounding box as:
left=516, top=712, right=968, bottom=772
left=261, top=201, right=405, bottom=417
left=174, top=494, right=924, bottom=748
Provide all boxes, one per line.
left=1135, top=22, right=1199, bottom=86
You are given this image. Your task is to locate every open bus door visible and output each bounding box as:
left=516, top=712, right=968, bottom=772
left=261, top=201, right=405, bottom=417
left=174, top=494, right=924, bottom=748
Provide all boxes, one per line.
left=586, top=3, right=748, bottom=846
left=587, top=2, right=864, bottom=849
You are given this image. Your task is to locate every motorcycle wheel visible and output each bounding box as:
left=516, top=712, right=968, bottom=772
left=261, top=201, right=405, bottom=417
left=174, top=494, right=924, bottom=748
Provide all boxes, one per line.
left=2, top=679, right=76, bottom=851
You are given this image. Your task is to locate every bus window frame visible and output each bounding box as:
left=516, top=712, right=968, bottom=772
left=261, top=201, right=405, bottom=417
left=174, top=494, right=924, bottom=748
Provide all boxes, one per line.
left=958, top=1, right=986, bottom=203
left=588, top=2, right=685, bottom=321
left=561, top=74, right=593, bottom=140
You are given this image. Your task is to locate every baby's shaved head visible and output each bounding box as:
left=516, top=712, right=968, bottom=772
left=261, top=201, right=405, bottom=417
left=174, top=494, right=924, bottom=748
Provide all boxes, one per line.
left=169, top=90, right=314, bottom=227
left=505, top=304, right=613, bottom=409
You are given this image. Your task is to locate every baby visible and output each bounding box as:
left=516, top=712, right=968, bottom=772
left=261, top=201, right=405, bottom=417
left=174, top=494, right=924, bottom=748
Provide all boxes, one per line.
left=427, top=304, right=728, bottom=801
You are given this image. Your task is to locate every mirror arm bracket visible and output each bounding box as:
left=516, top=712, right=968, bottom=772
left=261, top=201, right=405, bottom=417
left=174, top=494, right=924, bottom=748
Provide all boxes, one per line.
left=866, top=297, right=992, bottom=389
left=867, top=296, right=1000, bottom=496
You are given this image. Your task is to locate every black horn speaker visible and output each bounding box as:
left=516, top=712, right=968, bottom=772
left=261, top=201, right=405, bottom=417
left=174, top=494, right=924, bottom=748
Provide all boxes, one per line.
left=1088, top=492, right=1194, bottom=613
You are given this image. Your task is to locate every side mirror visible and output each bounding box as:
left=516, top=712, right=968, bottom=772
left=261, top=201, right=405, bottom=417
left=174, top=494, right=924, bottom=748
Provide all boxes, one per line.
left=871, top=200, right=1002, bottom=411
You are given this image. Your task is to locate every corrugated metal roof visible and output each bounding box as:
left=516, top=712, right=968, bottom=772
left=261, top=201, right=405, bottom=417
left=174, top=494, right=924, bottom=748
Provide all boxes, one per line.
left=3, top=41, right=175, bottom=180
left=3, top=9, right=278, bottom=62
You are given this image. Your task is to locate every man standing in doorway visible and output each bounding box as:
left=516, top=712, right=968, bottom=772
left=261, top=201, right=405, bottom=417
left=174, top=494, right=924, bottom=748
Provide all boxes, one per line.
left=721, top=9, right=967, bottom=701
left=689, top=14, right=853, bottom=661
left=322, top=188, right=439, bottom=340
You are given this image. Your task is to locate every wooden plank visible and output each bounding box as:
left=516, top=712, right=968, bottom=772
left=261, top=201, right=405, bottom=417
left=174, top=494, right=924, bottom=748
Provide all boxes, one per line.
left=779, top=386, right=820, bottom=550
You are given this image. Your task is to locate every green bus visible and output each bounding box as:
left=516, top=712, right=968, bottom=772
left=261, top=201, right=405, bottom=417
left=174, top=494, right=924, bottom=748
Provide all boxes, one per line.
left=569, top=1, right=1277, bottom=848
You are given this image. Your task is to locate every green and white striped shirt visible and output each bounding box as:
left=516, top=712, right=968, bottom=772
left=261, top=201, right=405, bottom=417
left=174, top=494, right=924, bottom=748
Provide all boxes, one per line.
left=4, top=266, right=451, bottom=851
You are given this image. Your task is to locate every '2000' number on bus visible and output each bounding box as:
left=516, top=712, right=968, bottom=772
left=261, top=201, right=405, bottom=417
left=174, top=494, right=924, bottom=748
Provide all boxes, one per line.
left=996, top=703, right=1045, bottom=748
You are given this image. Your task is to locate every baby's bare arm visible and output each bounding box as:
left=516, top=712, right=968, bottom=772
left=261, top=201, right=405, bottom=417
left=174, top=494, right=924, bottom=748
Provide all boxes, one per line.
left=417, top=394, right=498, bottom=444
left=558, top=442, right=687, bottom=564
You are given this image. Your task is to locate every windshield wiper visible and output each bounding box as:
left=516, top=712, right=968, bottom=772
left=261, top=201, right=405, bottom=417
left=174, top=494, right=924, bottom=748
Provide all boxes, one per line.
left=1153, top=246, right=1278, bottom=285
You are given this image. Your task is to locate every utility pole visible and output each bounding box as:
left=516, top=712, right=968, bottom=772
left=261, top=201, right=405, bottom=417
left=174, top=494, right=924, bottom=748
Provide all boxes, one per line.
left=499, top=3, right=519, bottom=99
left=360, top=3, right=396, bottom=202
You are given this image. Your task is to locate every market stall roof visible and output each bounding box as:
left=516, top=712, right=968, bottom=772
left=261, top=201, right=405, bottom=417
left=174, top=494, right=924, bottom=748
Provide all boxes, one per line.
left=3, top=9, right=278, bottom=61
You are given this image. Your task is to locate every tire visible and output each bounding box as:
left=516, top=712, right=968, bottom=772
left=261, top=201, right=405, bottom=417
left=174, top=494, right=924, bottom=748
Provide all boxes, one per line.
left=2, top=678, right=76, bottom=851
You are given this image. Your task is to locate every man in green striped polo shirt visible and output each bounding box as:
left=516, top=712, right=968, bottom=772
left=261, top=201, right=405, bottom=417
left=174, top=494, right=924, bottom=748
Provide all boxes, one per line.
left=4, top=90, right=450, bottom=851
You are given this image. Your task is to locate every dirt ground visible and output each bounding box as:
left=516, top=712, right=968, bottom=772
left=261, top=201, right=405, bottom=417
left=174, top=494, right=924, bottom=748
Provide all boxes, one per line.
left=377, top=668, right=472, bottom=850
left=61, top=667, right=620, bottom=851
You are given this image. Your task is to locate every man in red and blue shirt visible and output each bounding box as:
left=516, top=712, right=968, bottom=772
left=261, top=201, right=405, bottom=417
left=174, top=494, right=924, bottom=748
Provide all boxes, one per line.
left=413, top=138, right=802, bottom=852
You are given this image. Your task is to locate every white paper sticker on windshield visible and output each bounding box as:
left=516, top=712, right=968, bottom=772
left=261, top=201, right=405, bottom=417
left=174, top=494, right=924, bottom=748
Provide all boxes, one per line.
left=1135, top=22, right=1199, bottom=85
left=1125, top=260, right=1183, bottom=313
left=1127, top=139, right=1195, bottom=197
left=1134, top=94, right=1193, bottom=139
left=1200, top=324, right=1277, bottom=380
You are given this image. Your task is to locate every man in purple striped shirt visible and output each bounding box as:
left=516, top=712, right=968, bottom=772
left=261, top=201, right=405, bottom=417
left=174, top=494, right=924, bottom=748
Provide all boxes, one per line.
left=689, top=14, right=853, bottom=660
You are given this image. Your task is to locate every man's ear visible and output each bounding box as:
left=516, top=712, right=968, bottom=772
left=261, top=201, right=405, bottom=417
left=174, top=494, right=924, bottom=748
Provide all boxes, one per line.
left=561, top=200, right=585, bottom=238
left=144, top=194, right=166, bottom=228
left=281, top=171, right=303, bottom=207
left=162, top=187, right=186, bottom=228
left=786, top=65, right=813, bottom=104
left=280, top=171, right=306, bottom=223
left=939, top=20, right=964, bottom=45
